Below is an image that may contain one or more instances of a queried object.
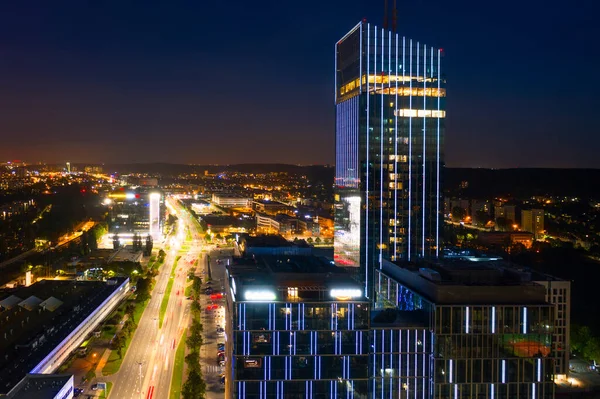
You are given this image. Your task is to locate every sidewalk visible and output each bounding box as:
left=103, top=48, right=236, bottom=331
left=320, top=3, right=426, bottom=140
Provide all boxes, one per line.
left=95, top=349, right=112, bottom=377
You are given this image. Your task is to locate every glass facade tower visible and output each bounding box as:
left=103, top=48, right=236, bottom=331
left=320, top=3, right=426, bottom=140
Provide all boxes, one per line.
left=334, top=21, right=446, bottom=298
left=374, top=267, right=556, bottom=399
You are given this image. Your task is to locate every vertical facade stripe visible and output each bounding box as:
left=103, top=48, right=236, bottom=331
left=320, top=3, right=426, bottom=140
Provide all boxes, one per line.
left=422, top=43, right=426, bottom=258
left=408, top=38, right=413, bottom=261
left=393, top=33, right=399, bottom=259
left=365, top=24, right=370, bottom=297
left=379, top=28, right=384, bottom=269
left=436, top=49, right=441, bottom=257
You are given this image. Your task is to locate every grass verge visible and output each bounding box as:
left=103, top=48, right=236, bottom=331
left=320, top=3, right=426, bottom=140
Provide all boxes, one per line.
left=100, top=382, right=113, bottom=399
left=169, top=329, right=187, bottom=399
left=102, top=299, right=149, bottom=376
left=159, top=255, right=181, bottom=328
left=184, top=283, right=192, bottom=297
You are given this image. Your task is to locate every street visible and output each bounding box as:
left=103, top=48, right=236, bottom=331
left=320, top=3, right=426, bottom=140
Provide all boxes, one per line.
left=105, top=198, right=202, bottom=399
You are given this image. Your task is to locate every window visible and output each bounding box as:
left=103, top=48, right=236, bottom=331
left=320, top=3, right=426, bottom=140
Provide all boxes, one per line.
left=287, top=287, right=298, bottom=300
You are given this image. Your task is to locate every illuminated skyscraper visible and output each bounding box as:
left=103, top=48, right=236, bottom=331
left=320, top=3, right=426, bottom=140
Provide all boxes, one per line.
left=334, top=21, right=445, bottom=297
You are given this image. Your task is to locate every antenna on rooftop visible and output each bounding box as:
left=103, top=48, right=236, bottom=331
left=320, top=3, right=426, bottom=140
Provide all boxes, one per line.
left=383, top=0, right=389, bottom=30
left=392, top=0, right=398, bottom=32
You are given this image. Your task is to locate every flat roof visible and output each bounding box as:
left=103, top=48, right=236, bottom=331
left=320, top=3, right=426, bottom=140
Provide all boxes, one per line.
left=228, top=255, right=365, bottom=302
left=5, top=374, right=72, bottom=399
left=381, top=260, right=548, bottom=305
left=242, top=234, right=309, bottom=248
left=0, top=278, right=127, bottom=394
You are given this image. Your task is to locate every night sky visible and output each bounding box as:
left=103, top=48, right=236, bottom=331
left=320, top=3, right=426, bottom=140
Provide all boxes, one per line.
left=1, top=1, right=598, bottom=168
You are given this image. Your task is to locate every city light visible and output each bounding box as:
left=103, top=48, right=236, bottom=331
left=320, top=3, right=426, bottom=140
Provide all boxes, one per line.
left=244, top=290, right=276, bottom=301
left=330, top=288, right=361, bottom=299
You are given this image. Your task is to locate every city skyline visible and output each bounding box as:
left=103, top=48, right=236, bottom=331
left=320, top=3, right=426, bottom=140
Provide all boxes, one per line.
left=1, top=1, right=598, bottom=168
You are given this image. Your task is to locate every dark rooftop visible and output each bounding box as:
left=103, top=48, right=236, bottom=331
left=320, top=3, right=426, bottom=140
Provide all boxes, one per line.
left=227, top=255, right=364, bottom=302
left=242, top=234, right=309, bottom=248
left=0, top=278, right=127, bottom=394
left=382, top=259, right=548, bottom=305
left=4, top=374, right=72, bottom=399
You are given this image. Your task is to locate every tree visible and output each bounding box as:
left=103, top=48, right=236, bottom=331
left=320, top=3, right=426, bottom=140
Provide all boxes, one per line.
left=190, top=319, right=203, bottom=336
left=306, top=237, right=313, bottom=244
left=315, top=237, right=321, bottom=244
left=185, top=351, right=201, bottom=373
left=112, top=332, right=126, bottom=358
left=204, top=233, right=211, bottom=242
left=190, top=301, right=202, bottom=320
left=125, top=301, right=136, bottom=322
left=192, top=276, right=202, bottom=294
left=451, top=206, right=467, bottom=222
left=123, top=318, right=135, bottom=335
left=135, top=277, right=152, bottom=302
left=182, top=369, right=206, bottom=399
left=187, top=330, right=204, bottom=351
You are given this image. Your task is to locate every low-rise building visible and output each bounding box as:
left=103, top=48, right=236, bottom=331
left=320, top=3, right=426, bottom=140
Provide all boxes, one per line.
left=4, top=374, right=74, bottom=399
left=0, top=278, right=129, bottom=394
left=212, top=194, right=252, bottom=208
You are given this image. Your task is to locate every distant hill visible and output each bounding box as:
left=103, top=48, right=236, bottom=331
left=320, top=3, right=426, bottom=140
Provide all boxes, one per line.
left=103, top=163, right=333, bottom=176
left=100, top=163, right=600, bottom=199
left=445, top=168, right=600, bottom=199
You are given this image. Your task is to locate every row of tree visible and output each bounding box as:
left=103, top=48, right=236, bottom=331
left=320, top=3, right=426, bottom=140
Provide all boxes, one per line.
left=571, top=325, right=600, bottom=363
left=182, top=275, right=206, bottom=399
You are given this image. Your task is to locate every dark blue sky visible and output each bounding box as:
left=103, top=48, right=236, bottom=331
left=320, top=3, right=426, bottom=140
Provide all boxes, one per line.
left=1, top=0, right=597, bottom=167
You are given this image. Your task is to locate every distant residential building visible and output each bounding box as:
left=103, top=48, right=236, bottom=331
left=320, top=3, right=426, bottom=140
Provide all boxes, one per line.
left=495, top=205, right=516, bottom=224
left=471, top=199, right=492, bottom=225
left=256, top=213, right=306, bottom=235
left=479, top=231, right=534, bottom=248
left=522, top=209, right=544, bottom=239
left=212, top=194, right=251, bottom=208
left=252, top=199, right=293, bottom=215
left=84, top=165, right=103, bottom=174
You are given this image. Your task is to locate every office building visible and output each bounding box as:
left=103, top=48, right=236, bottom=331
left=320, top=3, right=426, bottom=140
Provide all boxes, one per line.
left=212, top=194, right=252, bottom=208
left=521, top=209, right=544, bottom=240
left=0, top=278, right=129, bottom=394
left=334, top=21, right=445, bottom=298
left=5, top=374, right=74, bottom=399
left=104, top=188, right=164, bottom=241
left=529, top=277, right=570, bottom=378
left=374, top=260, right=556, bottom=399
left=224, top=255, right=370, bottom=398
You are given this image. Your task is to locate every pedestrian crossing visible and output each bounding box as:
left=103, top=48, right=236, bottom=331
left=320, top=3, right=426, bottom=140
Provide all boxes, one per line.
left=203, top=364, right=222, bottom=374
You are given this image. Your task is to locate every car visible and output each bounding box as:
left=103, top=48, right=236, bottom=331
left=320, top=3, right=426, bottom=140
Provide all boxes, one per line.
left=204, top=288, right=214, bottom=295
left=216, top=327, right=225, bottom=333
left=206, top=303, right=219, bottom=311
left=218, top=344, right=225, bottom=351
left=219, top=360, right=226, bottom=366
left=220, top=376, right=226, bottom=385
left=91, top=384, right=98, bottom=391
left=217, top=353, right=225, bottom=360
left=210, top=293, right=224, bottom=300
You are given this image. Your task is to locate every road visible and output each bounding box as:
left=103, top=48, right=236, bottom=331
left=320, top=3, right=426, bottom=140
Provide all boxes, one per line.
left=108, top=198, right=201, bottom=399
